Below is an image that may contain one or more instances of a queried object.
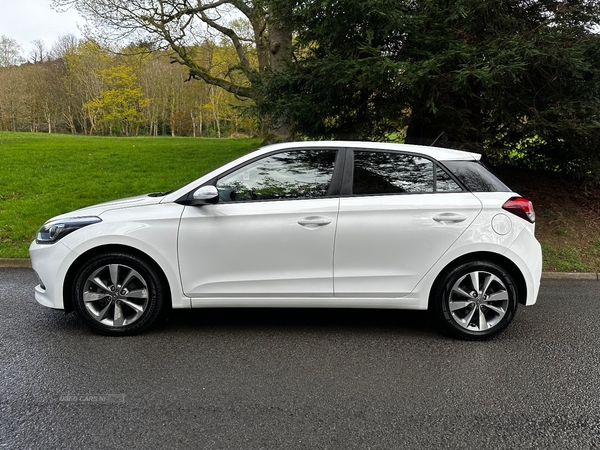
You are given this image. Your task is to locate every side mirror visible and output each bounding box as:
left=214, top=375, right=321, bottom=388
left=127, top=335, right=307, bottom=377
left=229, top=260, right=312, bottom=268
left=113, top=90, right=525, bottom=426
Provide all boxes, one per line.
left=192, top=185, right=219, bottom=204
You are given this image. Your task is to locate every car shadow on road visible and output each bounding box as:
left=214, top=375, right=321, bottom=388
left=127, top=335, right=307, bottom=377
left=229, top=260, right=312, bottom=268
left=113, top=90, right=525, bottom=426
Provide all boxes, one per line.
left=155, top=307, right=442, bottom=338
left=31, top=298, right=445, bottom=339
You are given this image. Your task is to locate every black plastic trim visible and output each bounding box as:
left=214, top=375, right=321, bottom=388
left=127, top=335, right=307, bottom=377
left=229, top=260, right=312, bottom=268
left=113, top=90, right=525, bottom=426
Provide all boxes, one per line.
left=343, top=147, right=468, bottom=197
left=177, top=147, right=345, bottom=206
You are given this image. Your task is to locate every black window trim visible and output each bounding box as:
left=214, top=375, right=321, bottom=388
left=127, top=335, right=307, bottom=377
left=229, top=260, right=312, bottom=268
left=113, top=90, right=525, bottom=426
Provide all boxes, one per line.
left=179, top=146, right=345, bottom=205
left=176, top=146, right=471, bottom=205
left=341, top=147, right=467, bottom=197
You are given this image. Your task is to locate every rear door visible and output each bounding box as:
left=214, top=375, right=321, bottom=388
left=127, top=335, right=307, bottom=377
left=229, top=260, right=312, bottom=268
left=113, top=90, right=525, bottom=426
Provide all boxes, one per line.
left=333, top=149, right=482, bottom=298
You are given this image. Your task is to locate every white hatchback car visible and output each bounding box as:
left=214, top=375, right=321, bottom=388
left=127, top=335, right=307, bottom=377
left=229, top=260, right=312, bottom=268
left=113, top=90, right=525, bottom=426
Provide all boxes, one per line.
left=30, top=141, right=542, bottom=339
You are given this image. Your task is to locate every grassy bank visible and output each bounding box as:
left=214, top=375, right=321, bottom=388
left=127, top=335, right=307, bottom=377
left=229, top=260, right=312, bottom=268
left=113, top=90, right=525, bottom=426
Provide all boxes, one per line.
left=0, top=132, right=261, bottom=257
left=493, top=166, right=600, bottom=273
left=1, top=132, right=598, bottom=271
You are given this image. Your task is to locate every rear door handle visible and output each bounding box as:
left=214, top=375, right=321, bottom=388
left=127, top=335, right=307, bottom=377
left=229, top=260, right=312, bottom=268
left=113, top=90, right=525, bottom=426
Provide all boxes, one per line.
left=433, top=213, right=467, bottom=223
left=298, top=216, right=332, bottom=228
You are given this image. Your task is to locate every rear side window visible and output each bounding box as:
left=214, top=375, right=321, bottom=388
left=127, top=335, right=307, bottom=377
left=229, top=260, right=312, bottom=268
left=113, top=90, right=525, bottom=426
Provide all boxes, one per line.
left=353, top=151, right=434, bottom=194
left=442, top=160, right=511, bottom=192
left=352, top=150, right=462, bottom=195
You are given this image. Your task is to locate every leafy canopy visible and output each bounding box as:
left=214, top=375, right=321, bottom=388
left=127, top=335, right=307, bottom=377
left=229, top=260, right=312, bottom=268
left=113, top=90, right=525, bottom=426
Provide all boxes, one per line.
left=266, top=0, right=600, bottom=179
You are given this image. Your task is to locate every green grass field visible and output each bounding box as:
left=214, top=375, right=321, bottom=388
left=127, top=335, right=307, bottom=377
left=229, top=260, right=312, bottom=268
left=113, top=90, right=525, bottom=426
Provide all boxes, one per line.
left=0, top=132, right=261, bottom=257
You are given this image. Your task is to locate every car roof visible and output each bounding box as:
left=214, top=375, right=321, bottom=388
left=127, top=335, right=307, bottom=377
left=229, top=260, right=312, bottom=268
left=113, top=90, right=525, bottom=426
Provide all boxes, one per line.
left=260, top=141, right=481, bottom=161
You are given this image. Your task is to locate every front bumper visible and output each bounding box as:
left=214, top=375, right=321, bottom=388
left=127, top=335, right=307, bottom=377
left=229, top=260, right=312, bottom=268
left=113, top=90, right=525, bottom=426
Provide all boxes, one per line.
left=29, top=240, right=78, bottom=310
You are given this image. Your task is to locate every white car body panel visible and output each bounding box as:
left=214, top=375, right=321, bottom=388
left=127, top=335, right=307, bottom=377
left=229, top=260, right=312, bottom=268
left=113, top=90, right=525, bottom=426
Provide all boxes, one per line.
left=50, top=194, right=164, bottom=220
left=506, top=227, right=543, bottom=305
left=334, top=192, right=482, bottom=297
left=30, top=240, right=74, bottom=309
left=179, top=198, right=339, bottom=297
left=30, top=203, right=191, bottom=309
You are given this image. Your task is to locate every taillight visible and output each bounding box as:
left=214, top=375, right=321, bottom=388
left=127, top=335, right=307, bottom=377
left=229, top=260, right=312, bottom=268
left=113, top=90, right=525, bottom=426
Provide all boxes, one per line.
left=502, top=197, right=535, bottom=223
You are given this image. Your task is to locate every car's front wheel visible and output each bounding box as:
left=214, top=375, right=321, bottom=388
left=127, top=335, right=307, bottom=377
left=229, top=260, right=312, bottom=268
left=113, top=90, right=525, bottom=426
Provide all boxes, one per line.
left=72, top=252, right=165, bottom=335
left=432, top=261, right=518, bottom=340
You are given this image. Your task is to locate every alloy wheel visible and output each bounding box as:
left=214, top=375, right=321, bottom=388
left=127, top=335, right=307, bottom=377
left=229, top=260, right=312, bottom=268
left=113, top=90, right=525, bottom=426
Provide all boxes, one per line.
left=82, top=263, right=149, bottom=327
left=448, top=270, right=509, bottom=332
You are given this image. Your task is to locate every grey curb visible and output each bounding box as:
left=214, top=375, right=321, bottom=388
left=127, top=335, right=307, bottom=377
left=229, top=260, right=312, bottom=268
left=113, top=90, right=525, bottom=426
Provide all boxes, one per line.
left=541, top=272, right=599, bottom=280
left=1, top=258, right=599, bottom=280
left=0, top=258, right=32, bottom=268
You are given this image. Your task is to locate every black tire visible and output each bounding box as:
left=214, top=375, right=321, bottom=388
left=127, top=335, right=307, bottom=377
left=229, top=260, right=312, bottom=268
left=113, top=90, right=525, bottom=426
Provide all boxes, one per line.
left=432, top=260, right=518, bottom=340
left=72, top=252, right=165, bottom=336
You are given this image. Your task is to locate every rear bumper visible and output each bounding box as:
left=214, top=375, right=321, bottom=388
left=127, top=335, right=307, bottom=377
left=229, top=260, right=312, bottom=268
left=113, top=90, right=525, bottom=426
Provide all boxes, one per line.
left=506, top=228, right=542, bottom=306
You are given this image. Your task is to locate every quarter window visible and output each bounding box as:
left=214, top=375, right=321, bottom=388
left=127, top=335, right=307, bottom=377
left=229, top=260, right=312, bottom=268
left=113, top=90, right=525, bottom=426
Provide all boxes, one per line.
left=216, top=150, right=338, bottom=202
left=436, top=166, right=462, bottom=192
left=441, top=160, right=511, bottom=192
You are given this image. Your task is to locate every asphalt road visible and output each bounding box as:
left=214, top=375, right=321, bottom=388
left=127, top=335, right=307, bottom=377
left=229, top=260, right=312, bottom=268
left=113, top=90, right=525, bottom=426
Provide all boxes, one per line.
left=1, top=268, right=600, bottom=449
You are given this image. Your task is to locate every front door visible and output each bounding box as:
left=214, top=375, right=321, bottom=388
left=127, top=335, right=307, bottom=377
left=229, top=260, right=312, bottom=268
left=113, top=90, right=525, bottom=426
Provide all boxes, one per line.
left=178, top=149, right=341, bottom=299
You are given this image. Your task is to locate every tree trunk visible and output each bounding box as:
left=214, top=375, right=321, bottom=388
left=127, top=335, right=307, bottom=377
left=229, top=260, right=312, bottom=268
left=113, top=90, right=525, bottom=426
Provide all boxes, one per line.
left=199, top=109, right=203, bottom=137
left=63, top=108, right=76, bottom=134
left=263, top=4, right=293, bottom=141
left=268, top=25, right=292, bottom=73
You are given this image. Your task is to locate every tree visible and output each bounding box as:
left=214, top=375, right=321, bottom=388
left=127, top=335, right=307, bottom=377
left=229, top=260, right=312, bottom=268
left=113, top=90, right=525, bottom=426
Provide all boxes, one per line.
left=0, top=66, right=27, bottom=130
left=266, top=0, right=600, bottom=178
left=21, top=60, right=65, bottom=133
left=29, top=40, right=49, bottom=64
left=0, top=35, right=24, bottom=67
left=52, top=0, right=293, bottom=136
left=62, top=40, right=110, bottom=134
left=50, top=34, right=79, bottom=60
left=85, top=63, right=150, bottom=135
left=0, top=33, right=259, bottom=136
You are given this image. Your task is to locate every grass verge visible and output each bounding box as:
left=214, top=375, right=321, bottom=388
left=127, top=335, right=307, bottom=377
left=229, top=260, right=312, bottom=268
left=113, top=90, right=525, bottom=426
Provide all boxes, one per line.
left=0, top=132, right=261, bottom=257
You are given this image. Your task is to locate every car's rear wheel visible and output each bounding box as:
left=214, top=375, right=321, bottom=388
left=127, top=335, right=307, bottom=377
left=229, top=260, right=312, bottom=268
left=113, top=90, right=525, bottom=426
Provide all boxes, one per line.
left=432, top=261, right=518, bottom=340
left=72, top=252, right=165, bottom=335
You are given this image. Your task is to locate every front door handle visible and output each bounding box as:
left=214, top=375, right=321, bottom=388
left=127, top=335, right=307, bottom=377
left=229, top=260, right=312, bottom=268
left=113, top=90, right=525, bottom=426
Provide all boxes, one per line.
left=433, top=213, right=467, bottom=223
left=298, top=216, right=332, bottom=228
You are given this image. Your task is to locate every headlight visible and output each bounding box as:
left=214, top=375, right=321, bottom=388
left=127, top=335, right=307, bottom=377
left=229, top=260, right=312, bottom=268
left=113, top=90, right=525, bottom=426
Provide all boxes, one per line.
left=36, top=216, right=102, bottom=244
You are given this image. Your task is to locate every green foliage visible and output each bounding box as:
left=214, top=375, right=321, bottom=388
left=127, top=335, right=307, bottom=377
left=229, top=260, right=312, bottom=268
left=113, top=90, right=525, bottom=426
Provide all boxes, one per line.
left=265, top=0, right=407, bottom=139
left=0, top=132, right=260, bottom=257
left=85, top=64, right=150, bottom=136
left=266, top=0, right=600, bottom=181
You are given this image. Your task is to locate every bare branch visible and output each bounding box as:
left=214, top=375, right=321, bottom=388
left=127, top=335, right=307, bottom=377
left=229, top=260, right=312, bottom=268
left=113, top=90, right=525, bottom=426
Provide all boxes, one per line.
left=198, top=11, right=253, bottom=74
left=172, top=55, right=254, bottom=99
left=51, top=0, right=288, bottom=111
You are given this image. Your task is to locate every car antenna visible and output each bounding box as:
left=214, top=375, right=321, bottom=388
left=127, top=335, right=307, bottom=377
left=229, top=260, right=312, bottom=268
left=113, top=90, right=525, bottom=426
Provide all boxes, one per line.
left=430, top=131, right=445, bottom=147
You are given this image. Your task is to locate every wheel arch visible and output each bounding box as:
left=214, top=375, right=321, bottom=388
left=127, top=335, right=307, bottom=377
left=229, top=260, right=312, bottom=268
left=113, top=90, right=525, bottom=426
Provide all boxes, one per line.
left=427, top=251, right=527, bottom=309
left=62, top=244, right=172, bottom=313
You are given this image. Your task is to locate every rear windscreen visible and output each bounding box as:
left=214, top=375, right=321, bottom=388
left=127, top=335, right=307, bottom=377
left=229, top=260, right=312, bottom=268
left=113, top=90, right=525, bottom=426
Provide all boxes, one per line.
left=441, top=160, right=511, bottom=192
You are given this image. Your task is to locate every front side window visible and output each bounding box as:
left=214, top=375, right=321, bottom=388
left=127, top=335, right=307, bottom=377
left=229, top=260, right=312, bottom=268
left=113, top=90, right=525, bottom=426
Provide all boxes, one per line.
left=216, top=150, right=338, bottom=202
left=353, top=151, right=435, bottom=195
